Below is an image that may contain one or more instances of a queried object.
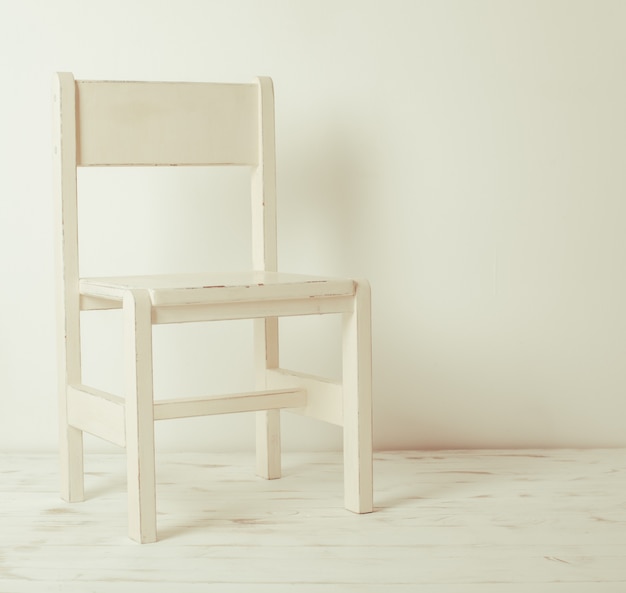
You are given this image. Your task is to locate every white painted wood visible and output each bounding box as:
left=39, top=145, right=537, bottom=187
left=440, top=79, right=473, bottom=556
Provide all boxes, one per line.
left=75, top=81, right=258, bottom=166
left=254, top=317, right=281, bottom=480
left=78, top=292, right=354, bottom=318
left=123, top=290, right=156, bottom=544
left=342, top=279, right=373, bottom=513
left=251, top=77, right=281, bottom=479
left=255, top=408, right=282, bottom=479
left=251, top=76, right=278, bottom=274
left=1, top=450, right=625, bottom=592
left=154, top=389, right=305, bottom=420
left=80, top=294, right=121, bottom=310
left=251, top=77, right=281, bottom=481
left=266, top=368, right=343, bottom=426
left=150, top=294, right=354, bottom=324
left=54, top=73, right=373, bottom=542
left=66, top=385, right=126, bottom=447
left=53, top=72, right=84, bottom=503
left=79, top=272, right=355, bottom=305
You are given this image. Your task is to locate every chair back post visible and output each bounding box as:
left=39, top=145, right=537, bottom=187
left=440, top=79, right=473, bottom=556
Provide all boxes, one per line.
left=54, top=71, right=85, bottom=502
left=252, top=77, right=278, bottom=273
left=251, top=78, right=280, bottom=477
left=53, top=72, right=82, bottom=387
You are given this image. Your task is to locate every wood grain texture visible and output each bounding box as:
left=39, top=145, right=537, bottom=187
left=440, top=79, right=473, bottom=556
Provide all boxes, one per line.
left=1, top=450, right=625, bottom=591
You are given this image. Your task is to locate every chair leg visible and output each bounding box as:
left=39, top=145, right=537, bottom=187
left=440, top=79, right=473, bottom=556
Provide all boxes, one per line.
left=342, top=280, right=373, bottom=513
left=255, top=318, right=281, bottom=479
left=58, top=310, right=84, bottom=502
left=59, top=423, right=84, bottom=502
left=256, top=409, right=281, bottom=479
left=124, top=290, right=157, bottom=544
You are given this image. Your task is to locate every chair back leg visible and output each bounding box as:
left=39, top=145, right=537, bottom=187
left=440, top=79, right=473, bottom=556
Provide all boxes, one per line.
left=255, top=317, right=282, bottom=479
left=342, top=280, right=373, bottom=513
left=256, top=409, right=282, bottom=479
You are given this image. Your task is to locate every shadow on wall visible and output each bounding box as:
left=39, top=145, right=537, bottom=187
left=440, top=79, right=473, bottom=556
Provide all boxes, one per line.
left=275, top=106, right=579, bottom=451
left=277, top=114, right=380, bottom=279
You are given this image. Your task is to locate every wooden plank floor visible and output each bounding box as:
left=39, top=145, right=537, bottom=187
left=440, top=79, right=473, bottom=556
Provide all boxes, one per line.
left=1, top=450, right=625, bottom=592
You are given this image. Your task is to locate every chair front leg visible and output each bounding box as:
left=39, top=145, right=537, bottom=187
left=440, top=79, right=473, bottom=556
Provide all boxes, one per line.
left=124, top=289, right=157, bottom=543
left=342, top=280, right=373, bottom=513
left=256, top=409, right=281, bottom=479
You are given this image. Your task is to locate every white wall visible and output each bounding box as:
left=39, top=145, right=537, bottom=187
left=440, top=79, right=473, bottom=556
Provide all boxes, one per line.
left=1, top=0, right=625, bottom=452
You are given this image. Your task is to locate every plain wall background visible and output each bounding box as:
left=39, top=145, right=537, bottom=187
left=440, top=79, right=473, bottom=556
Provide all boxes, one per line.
left=1, top=0, right=625, bottom=453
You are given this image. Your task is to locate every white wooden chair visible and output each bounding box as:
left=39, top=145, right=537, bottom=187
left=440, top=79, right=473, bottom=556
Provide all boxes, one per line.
left=53, top=73, right=373, bottom=543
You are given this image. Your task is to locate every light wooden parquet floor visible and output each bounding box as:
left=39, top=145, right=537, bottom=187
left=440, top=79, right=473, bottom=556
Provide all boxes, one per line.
left=1, top=449, right=625, bottom=592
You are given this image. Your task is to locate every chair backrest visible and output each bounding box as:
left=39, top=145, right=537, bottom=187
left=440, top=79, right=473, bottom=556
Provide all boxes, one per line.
left=75, top=81, right=260, bottom=167
left=53, top=73, right=278, bottom=294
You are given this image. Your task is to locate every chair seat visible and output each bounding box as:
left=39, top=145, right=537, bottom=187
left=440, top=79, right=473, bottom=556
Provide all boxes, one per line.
left=80, top=271, right=356, bottom=306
